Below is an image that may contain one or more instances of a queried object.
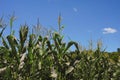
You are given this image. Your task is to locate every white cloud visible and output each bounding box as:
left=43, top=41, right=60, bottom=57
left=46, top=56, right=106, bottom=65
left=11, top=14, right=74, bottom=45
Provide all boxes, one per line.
left=73, top=8, right=78, bottom=12
left=103, top=27, right=117, bottom=34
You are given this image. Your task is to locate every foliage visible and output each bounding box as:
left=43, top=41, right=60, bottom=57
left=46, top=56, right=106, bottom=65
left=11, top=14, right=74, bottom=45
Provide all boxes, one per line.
left=0, top=16, right=120, bottom=80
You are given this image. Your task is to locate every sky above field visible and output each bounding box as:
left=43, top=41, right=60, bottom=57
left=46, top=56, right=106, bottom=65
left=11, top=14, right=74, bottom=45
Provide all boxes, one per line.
left=0, top=0, right=120, bottom=52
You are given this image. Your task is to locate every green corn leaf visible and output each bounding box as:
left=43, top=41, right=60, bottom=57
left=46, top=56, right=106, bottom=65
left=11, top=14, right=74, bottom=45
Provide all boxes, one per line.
left=7, top=35, right=18, bottom=54
left=0, top=27, right=6, bottom=37
left=64, top=41, right=79, bottom=53
left=29, top=34, right=35, bottom=47
left=19, top=25, right=28, bottom=48
left=36, top=35, right=42, bottom=45
left=43, top=37, right=48, bottom=44
left=28, top=47, right=34, bottom=64
left=7, top=35, right=18, bottom=46
left=57, top=37, right=62, bottom=45
left=53, top=32, right=60, bottom=40
left=47, top=40, right=52, bottom=50
left=2, top=37, right=9, bottom=49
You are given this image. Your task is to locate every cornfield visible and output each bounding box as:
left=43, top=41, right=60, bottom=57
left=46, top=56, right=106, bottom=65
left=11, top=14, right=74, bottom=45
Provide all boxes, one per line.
left=0, top=16, right=120, bottom=80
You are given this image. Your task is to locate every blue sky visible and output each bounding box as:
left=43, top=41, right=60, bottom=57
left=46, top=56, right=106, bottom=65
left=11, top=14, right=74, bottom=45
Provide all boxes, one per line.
left=0, top=0, right=120, bottom=52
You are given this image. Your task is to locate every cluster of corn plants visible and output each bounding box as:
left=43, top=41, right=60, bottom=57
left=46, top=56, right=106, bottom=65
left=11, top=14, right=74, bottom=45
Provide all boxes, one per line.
left=0, top=15, right=120, bottom=80
left=0, top=25, right=80, bottom=80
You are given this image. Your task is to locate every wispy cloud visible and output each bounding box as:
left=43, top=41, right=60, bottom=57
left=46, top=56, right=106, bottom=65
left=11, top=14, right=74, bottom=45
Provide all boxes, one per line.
left=73, top=8, right=78, bottom=12
left=103, top=27, right=117, bottom=34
